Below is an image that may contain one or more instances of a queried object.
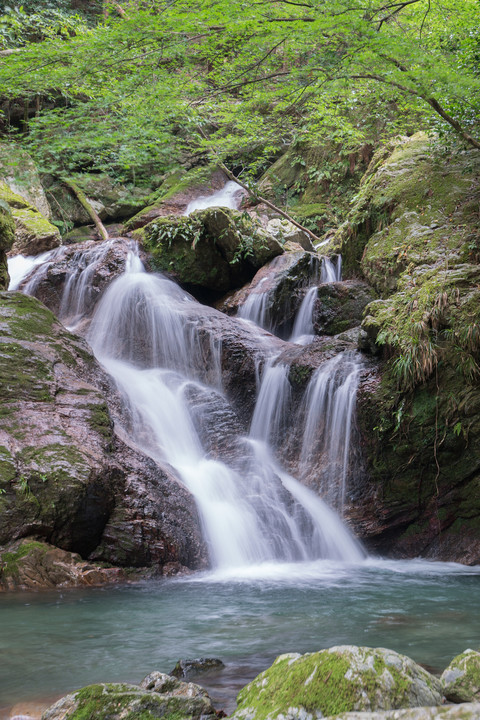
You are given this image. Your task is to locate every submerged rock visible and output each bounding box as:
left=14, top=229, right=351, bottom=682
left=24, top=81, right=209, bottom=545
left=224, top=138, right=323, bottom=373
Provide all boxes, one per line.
left=232, top=646, right=444, bottom=720
left=441, top=649, right=480, bottom=703
left=42, top=673, right=217, bottom=720
left=171, top=658, right=225, bottom=679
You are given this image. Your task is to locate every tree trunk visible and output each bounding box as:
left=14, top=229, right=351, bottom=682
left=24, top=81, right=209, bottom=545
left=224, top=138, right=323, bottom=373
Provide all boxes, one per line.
left=63, top=179, right=109, bottom=242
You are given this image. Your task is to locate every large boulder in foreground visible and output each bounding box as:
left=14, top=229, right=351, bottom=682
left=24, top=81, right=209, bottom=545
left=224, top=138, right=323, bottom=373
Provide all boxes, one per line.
left=232, top=646, right=443, bottom=720
left=441, top=649, right=480, bottom=703
left=42, top=672, right=217, bottom=720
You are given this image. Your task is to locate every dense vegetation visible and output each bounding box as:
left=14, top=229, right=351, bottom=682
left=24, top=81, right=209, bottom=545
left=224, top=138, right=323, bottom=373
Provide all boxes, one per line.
left=0, top=0, right=479, bottom=183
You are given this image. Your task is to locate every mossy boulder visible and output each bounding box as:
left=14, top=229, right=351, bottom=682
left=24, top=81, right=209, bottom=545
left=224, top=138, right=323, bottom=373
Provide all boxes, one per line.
left=135, top=206, right=283, bottom=295
left=43, top=173, right=151, bottom=229
left=331, top=133, right=480, bottom=287
left=0, top=141, right=52, bottom=218
left=232, top=646, right=443, bottom=720
left=441, top=650, right=480, bottom=703
left=42, top=673, right=217, bottom=720
left=327, top=704, right=480, bottom=718
left=0, top=181, right=60, bottom=255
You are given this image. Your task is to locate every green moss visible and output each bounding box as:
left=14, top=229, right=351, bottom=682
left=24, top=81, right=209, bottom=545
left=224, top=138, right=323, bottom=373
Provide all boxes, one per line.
left=289, top=364, right=314, bottom=388
left=0, top=341, right=53, bottom=403
left=88, top=403, right=113, bottom=440
left=236, top=652, right=362, bottom=718
left=0, top=292, right=56, bottom=340
left=0, top=540, right=47, bottom=578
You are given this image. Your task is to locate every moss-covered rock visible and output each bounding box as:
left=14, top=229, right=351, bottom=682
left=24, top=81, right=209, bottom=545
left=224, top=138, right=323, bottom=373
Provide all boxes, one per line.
left=232, top=646, right=443, bottom=720
left=327, top=704, right=480, bottom=718
left=0, top=180, right=60, bottom=255
left=42, top=673, right=217, bottom=720
left=0, top=141, right=52, bottom=218
left=43, top=173, right=151, bottom=230
left=136, top=206, right=283, bottom=295
left=441, top=650, right=480, bottom=703
left=0, top=198, right=15, bottom=289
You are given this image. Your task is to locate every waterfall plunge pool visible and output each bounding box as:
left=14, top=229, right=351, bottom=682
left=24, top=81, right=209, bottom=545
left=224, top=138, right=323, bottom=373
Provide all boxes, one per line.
left=1, top=558, right=479, bottom=715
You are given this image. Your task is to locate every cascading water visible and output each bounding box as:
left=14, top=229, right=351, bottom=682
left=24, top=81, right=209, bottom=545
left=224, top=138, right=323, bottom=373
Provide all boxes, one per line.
left=299, top=352, right=360, bottom=514
left=85, top=251, right=364, bottom=567
left=185, top=180, right=244, bottom=215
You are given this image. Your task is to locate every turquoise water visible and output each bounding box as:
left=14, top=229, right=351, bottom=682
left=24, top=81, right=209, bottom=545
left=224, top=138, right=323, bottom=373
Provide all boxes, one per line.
left=1, top=558, right=479, bottom=713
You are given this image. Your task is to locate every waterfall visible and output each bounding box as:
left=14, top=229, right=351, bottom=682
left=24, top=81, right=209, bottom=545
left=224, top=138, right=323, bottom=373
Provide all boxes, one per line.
left=83, top=247, right=364, bottom=567
left=290, top=287, right=317, bottom=344
left=300, top=353, right=360, bottom=514
left=185, top=181, right=244, bottom=215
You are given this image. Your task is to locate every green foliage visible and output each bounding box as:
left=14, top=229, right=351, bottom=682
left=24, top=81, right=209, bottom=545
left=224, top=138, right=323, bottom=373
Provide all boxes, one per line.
left=0, top=0, right=479, bottom=185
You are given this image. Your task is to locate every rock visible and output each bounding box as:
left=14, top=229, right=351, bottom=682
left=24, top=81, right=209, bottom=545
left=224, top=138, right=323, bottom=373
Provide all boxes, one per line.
left=125, top=166, right=229, bottom=229
left=325, top=705, right=480, bottom=719
left=0, top=198, right=15, bottom=290
left=0, top=538, right=127, bottom=591
left=266, top=218, right=314, bottom=251
left=0, top=181, right=60, bottom=256
left=42, top=674, right=217, bottom=720
left=170, top=658, right=225, bottom=679
left=0, top=141, right=52, bottom=218
left=18, top=237, right=147, bottom=321
left=0, top=291, right=206, bottom=584
left=218, top=251, right=320, bottom=338
left=135, top=206, right=283, bottom=295
left=441, top=649, right=480, bottom=703
left=313, top=280, right=376, bottom=336
left=232, top=647, right=444, bottom=720
left=43, top=173, right=150, bottom=227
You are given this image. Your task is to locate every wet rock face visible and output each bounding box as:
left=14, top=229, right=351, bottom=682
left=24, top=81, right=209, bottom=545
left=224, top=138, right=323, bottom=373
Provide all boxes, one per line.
left=19, top=237, right=147, bottom=320
left=42, top=673, right=217, bottom=720
left=218, top=251, right=320, bottom=337
left=313, top=280, right=376, bottom=336
left=0, top=180, right=60, bottom=256
left=232, top=646, right=444, bottom=720
left=0, top=291, right=207, bottom=582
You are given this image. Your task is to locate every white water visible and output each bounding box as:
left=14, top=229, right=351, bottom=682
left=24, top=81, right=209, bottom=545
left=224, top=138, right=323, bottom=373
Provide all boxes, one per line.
left=300, top=353, right=360, bottom=514
left=185, top=180, right=244, bottom=214
left=290, top=286, right=317, bottom=344
left=7, top=247, right=62, bottom=292
left=83, top=248, right=364, bottom=568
